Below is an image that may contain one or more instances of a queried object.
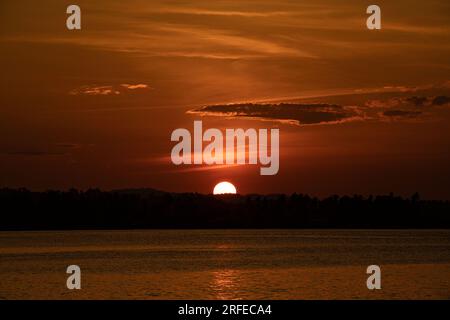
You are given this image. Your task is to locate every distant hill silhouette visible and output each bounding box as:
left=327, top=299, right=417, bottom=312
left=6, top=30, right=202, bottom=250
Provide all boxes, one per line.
left=0, top=188, right=449, bottom=230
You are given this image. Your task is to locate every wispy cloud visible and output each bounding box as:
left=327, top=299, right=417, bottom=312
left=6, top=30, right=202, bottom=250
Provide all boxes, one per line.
left=384, top=23, right=450, bottom=35
left=366, top=95, right=450, bottom=109
left=1, top=142, right=89, bottom=157
left=382, top=110, right=422, bottom=119
left=3, top=151, right=66, bottom=156
left=69, top=84, right=150, bottom=96
left=69, top=85, right=120, bottom=96
left=148, top=7, right=291, bottom=18
left=120, top=84, right=149, bottom=90
left=368, top=94, right=450, bottom=121
left=152, top=25, right=316, bottom=59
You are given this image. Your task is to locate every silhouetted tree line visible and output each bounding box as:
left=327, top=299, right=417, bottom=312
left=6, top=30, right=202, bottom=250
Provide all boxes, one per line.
left=0, top=188, right=449, bottom=230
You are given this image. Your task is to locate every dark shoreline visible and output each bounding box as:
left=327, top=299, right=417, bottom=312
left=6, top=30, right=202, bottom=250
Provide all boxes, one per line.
left=1, top=188, right=449, bottom=231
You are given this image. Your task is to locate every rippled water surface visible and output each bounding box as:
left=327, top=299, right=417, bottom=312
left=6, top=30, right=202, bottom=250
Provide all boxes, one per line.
left=0, top=229, right=449, bottom=299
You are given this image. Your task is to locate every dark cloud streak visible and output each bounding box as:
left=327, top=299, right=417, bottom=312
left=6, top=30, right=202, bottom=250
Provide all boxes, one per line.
left=189, top=103, right=361, bottom=125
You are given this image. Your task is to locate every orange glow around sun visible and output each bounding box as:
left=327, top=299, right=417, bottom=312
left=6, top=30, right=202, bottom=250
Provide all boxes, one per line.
left=213, top=182, right=237, bottom=195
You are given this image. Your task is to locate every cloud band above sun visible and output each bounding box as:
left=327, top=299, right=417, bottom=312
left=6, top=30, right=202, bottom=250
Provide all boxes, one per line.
left=188, top=103, right=362, bottom=125
left=188, top=93, right=450, bottom=126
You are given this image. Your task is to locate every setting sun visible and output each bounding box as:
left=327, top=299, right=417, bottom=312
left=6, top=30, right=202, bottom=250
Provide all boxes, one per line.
left=213, top=182, right=237, bottom=195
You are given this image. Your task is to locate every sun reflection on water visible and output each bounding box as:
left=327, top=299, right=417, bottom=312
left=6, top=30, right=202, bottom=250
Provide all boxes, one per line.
left=210, top=269, right=243, bottom=300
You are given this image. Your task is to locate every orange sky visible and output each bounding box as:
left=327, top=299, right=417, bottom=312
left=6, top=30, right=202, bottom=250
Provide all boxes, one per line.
left=1, top=0, right=450, bottom=198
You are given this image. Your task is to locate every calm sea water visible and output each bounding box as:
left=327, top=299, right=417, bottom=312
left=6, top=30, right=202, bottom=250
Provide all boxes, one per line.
left=0, top=229, right=449, bottom=299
